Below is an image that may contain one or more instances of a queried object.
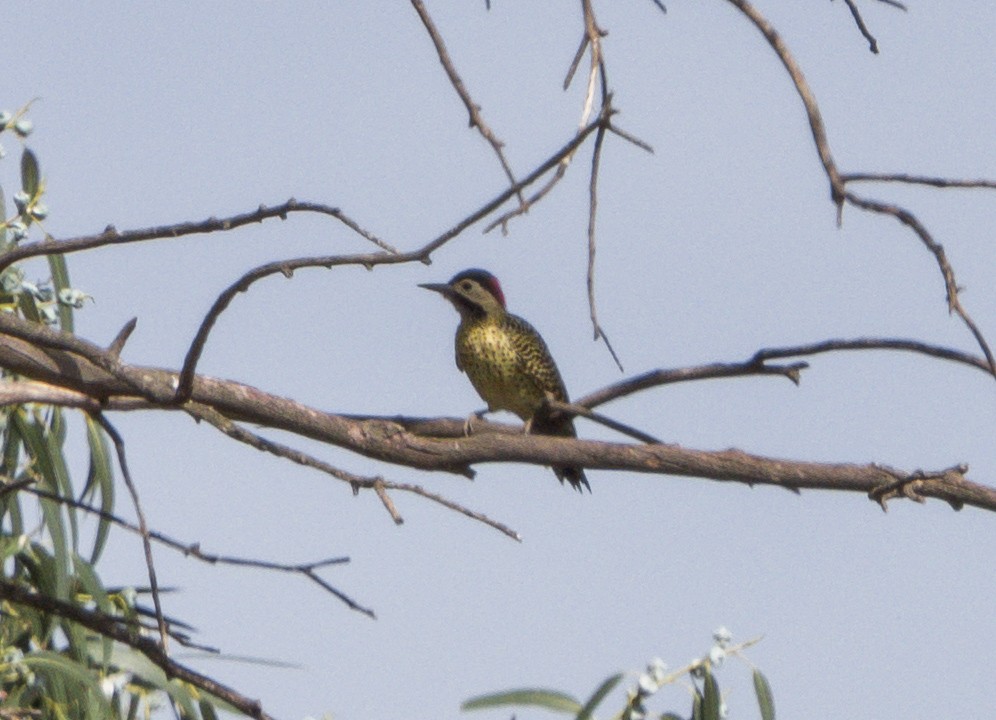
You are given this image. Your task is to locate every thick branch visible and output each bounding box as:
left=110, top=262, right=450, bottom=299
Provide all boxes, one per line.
left=0, top=319, right=991, bottom=514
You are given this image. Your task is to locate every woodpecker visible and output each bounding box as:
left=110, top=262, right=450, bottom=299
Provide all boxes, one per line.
left=420, top=268, right=590, bottom=492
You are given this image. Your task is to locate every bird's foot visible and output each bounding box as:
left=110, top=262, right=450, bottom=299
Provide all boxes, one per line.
left=464, top=408, right=489, bottom=436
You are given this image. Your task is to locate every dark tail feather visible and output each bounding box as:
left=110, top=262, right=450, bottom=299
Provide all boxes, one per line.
left=532, top=412, right=590, bottom=493
left=555, top=464, right=591, bottom=493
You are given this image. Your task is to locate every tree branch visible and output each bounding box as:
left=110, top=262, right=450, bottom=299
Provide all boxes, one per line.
left=722, top=0, right=996, bottom=379
left=0, top=199, right=395, bottom=275
left=0, top=318, right=992, bottom=515
left=409, top=0, right=523, bottom=203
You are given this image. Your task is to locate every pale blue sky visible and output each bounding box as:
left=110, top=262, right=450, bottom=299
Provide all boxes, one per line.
left=5, top=2, right=995, bottom=718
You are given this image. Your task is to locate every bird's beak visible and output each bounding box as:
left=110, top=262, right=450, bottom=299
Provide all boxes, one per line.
left=418, top=282, right=455, bottom=298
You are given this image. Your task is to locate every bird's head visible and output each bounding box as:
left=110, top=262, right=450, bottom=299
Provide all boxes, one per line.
left=419, top=268, right=507, bottom=319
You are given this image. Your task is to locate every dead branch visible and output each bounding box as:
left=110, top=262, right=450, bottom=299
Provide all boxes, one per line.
left=0, top=199, right=394, bottom=275
left=722, top=0, right=996, bottom=380
left=93, top=413, right=168, bottom=650
left=0, top=316, right=992, bottom=514
left=840, top=172, right=996, bottom=190
left=409, top=0, right=523, bottom=203
left=21, top=482, right=369, bottom=616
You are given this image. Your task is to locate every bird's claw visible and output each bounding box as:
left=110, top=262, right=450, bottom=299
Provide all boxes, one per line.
left=463, top=409, right=488, bottom=436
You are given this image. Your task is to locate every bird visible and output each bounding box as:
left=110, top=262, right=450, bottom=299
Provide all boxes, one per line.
left=419, top=268, right=590, bottom=492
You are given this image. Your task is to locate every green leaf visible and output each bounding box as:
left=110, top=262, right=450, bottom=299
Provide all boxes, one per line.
left=15, top=409, right=70, bottom=600
left=0, top=184, right=7, bottom=248
left=21, top=650, right=110, bottom=708
left=701, top=669, right=720, bottom=720
left=40, top=408, right=80, bottom=553
left=17, top=291, right=41, bottom=323
left=165, top=679, right=199, bottom=720
left=660, top=714, right=686, bottom=720
left=83, top=414, right=114, bottom=563
left=73, top=552, right=113, bottom=667
left=199, top=698, right=221, bottom=720
left=20, top=148, right=40, bottom=198
left=576, top=672, right=623, bottom=720
left=462, top=688, right=582, bottom=714
left=47, top=253, right=74, bottom=332
left=753, top=669, right=775, bottom=720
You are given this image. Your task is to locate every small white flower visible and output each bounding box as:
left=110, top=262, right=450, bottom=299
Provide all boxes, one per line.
left=13, top=119, right=33, bottom=137
left=713, top=626, right=732, bottom=647
left=709, top=645, right=726, bottom=667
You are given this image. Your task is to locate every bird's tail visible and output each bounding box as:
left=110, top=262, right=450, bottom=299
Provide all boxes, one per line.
left=531, top=413, right=590, bottom=493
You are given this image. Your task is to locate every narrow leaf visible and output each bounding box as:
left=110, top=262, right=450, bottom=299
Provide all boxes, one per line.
left=165, top=679, right=200, bottom=720
left=753, top=669, right=775, bottom=720
left=17, top=292, right=41, bottom=323
left=47, top=253, right=74, bottom=332
left=22, top=650, right=108, bottom=701
left=199, top=698, right=221, bottom=720
left=0, top=185, right=7, bottom=248
left=15, top=410, right=70, bottom=599
left=20, top=148, right=40, bottom=197
left=701, top=669, right=721, bottom=720
left=42, top=408, right=80, bottom=552
left=577, top=672, right=623, bottom=720
left=462, top=688, right=582, bottom=714
left=84, top=414, right=114, bottom=563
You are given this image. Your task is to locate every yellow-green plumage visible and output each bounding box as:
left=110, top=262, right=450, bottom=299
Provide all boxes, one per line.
left=456, top=314, right=567, bottom=422
left=420, top=269, right=589, bottom=492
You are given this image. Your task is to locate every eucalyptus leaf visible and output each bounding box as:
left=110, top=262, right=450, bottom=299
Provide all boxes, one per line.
left=47, top=253, right=74, bottom=332
left=753, top=669, right=775, bottom=720
left=701, top=669, right=720, bottom=720
left=462, top=688, right=582, bottom=714
left=15, top=409, right=71, bottom=600
left=576, top=672, right=623, bottom=720
left=20, top=147, right=40, bottom=198
left=84, top=414, right=115, bottom=563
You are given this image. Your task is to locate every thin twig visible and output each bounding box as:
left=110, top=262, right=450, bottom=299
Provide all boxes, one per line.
left=840, top=0, right=881, bottom=53
left=187, top=403, right=521, bottom=542
left=723, top=0, right=844, bottom=204
left=0, top=199, right=395, bottom=275
left=546, top=399, right=662, bottom=444
left=586, top=113, right=624, bottom=372
left=373, top=478, right=404, bottom=525
left=409, top=0, right=523, bottom=204
left=22, top=482, right=361, bottom=614
left=578, top=336, right=991, bottom=410
left=0, top=477, right=35, bottom=499
left=563, top=34, right=590, bottom=90
left=483, top=164, right=568, bottom=235
left=92, top=413, right=169, bottom=650
left=841, top=172, right=996, bottom=190
left=842, top=191, right=996, bottom=378
left=355, top=479, right=523, bottom=541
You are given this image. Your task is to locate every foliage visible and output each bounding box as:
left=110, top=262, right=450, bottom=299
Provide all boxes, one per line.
left=0, top=105, right=224, bottom=720
left=462, top=629, right=775, bottom=720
